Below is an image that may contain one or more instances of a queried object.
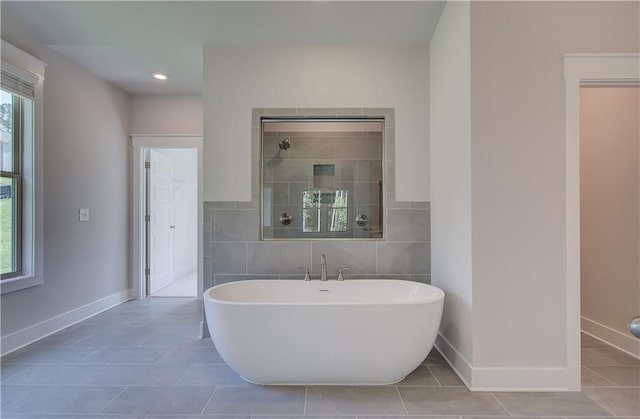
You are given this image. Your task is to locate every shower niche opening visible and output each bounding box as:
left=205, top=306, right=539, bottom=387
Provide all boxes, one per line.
left=261, top=118, right=384, bottom=240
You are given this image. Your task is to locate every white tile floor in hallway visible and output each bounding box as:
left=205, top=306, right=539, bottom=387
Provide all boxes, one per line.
left=151, top=271, right=198, bottom=297
left=1, top=297, right=638, bottom=418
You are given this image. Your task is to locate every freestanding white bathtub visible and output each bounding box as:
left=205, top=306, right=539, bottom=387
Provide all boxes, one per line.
left=203, top=279, right=444, bottom=385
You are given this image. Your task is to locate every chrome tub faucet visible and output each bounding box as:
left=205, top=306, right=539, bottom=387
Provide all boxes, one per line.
left=321, top=254, right=328, bottom=281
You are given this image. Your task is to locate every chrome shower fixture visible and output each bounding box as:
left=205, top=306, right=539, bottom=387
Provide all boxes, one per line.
left=279, top=138, right=291, bottom=150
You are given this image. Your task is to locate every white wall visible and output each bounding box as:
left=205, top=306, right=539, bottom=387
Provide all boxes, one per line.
left=131, top=95, right=202, bottom=135
left=429, top=1, right=473, bottom=381
left=468, top=1, right=639, bottom=386
left=203, top=45, right=429, bottom=202
left=1, top=11, right=131, bottom=349
left=157, top=148, right=198, bottom=279
left=581, top=87, right=640, bottom=356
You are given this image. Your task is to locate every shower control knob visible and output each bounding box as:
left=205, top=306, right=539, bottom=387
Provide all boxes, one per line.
left=279, top=212, right=293, bottom=226
left=355, top=213, right=369, bottom=227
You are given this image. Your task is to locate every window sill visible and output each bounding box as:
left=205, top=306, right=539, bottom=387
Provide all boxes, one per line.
left=1, top=273, right=42, bottom=294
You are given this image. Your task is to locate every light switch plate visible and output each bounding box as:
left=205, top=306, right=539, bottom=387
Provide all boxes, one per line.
left=79, top=208, right=89, bottom=221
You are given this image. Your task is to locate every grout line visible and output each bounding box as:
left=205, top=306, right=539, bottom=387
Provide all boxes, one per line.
left=426, top=365, right=442, bottom=387
left=173, top=364, right=192, bottom=386
left=77, top=346, right=104, bottom=362
left=582, top=388, right=619, bottom=417
left=592, top=347, right=632, bottom=366
left=97, top=384, right=128, bottom=414
left=584, top=348, right=624, bottom=366
left=0, top=385, right=37, bottom=410
left=394, top=385, right=409, bottom=415
left=199, top=385, right=218, bottom=415
left=375, top=241, right=378, bottom=275
left=83, top=364, right=114, bottom=385
left=490, top=392, right=514, bottom=416
left=583, top=365, right=619, bottom=386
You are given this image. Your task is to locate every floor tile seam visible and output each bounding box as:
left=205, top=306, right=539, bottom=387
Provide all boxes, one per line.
left=580, top=387, right=621, bottom=417
left=589, top=364, right=640, bottom=371
left=29, top=337, right=84, bottom=346
left=97, top=384, right=129, bottom=415
left=583, top=366, right=623, bottom=387
left=584, top=349, right=625, bottom=367
left=593, top=346, right=640, bottom=365
left=79, top=361, right=172, bottom=365
left=172, top=363, right=194, bottom=386
left=0, top=384, right=36, bottom=411
left=2, top=383, right=131, bottom=389
left=85, top=364, right=117, bottom=385
left=584, top=363, right=627, bottom=367
left=22, top=361, right=167, bottom=366
left=394, top=385, right=409, bottom=415
left=199, top=385, right=219, bottom=415
left=87, top=383, right=218, bottom=387
left=425, top=366, right=443, bottom=387
left=489, top=392, right=514, bottom=416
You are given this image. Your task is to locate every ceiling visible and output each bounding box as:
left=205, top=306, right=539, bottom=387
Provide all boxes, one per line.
left=1, top=1, right=445, bottom=95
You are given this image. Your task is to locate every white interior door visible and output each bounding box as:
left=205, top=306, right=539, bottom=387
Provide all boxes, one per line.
left=148, top=150, right=173, bottom=294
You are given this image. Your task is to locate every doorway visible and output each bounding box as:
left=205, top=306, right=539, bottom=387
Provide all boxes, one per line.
left=578, top=85, right=640, bottom=401
left=146, top=148, right=198, bottom=297
left=564, top=54, right=640, bottom=390
left=131, top=136, right=203, bottom=302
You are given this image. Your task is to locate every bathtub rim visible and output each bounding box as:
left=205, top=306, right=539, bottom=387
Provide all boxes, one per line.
left=203, top=279, right=445, bottom=306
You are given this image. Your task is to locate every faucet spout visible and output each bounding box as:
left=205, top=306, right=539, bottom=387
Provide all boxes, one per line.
left=321, top=254, right=327, bottom=281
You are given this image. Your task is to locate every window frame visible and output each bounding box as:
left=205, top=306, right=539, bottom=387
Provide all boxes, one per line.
left=1, top=93, right=24, bottom=279
left=0, top=39, right=45, bottom=294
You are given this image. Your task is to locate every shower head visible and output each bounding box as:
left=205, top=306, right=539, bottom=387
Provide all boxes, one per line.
left=279, top=138, right=291, bottom=150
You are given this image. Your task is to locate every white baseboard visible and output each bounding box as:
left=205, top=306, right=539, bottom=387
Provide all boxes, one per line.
left=582, top=316, right=640, bottom=359
left=434, top=333, right=472, bottom=387
left=1, top=289, right=132, bottom=356
left=435, top=332, right=578, bottom=391
left=470, top=367, right=576, bottom=391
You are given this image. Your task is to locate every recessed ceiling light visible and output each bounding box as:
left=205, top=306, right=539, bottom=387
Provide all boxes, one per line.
left=152, top=72, right=168, bottom=81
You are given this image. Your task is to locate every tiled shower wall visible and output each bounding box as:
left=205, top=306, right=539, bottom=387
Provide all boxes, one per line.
left=263, top=129, right=383, bottom=239
left=203, top=108, right=431, bottom=289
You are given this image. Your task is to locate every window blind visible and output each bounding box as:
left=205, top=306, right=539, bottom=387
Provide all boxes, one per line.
left=1, top=61, right=38, bottom=99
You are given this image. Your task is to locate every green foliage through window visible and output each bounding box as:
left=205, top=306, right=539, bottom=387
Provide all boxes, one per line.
left=302, top=190, right=348, bottom=233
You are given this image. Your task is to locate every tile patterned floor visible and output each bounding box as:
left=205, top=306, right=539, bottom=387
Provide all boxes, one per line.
left=1, top=298, right=638, bottom=418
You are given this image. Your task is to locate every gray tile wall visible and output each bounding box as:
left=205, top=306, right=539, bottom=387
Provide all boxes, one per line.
left=263, top=130, right=383, bottom=239
left=203, top=108, right=430, bottom=290
left=203, top=202, right=430, bottom=288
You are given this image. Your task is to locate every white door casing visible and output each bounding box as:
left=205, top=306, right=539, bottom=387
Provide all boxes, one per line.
left=130, top=135, right=203, bottom=336
left=148, top=150, right=174, bottom=294
left=564, top=53, right=640, bottom=391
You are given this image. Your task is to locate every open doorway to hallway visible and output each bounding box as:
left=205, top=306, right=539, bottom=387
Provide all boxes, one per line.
left=145, top=147, right=198, bottom=297
left=579, top=86, right=640, bottom=362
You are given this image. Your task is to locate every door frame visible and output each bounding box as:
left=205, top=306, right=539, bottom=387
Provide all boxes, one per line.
left=131, top=135, right=203, bottom=302
left=563, top=53, right=639, bottom=390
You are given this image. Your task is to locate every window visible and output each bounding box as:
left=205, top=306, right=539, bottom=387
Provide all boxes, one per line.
left=302, top=190, right=349, bottom=233
left=0, top=40, right=44, bottom=293
left=1, top=89, right=27, bottom=277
